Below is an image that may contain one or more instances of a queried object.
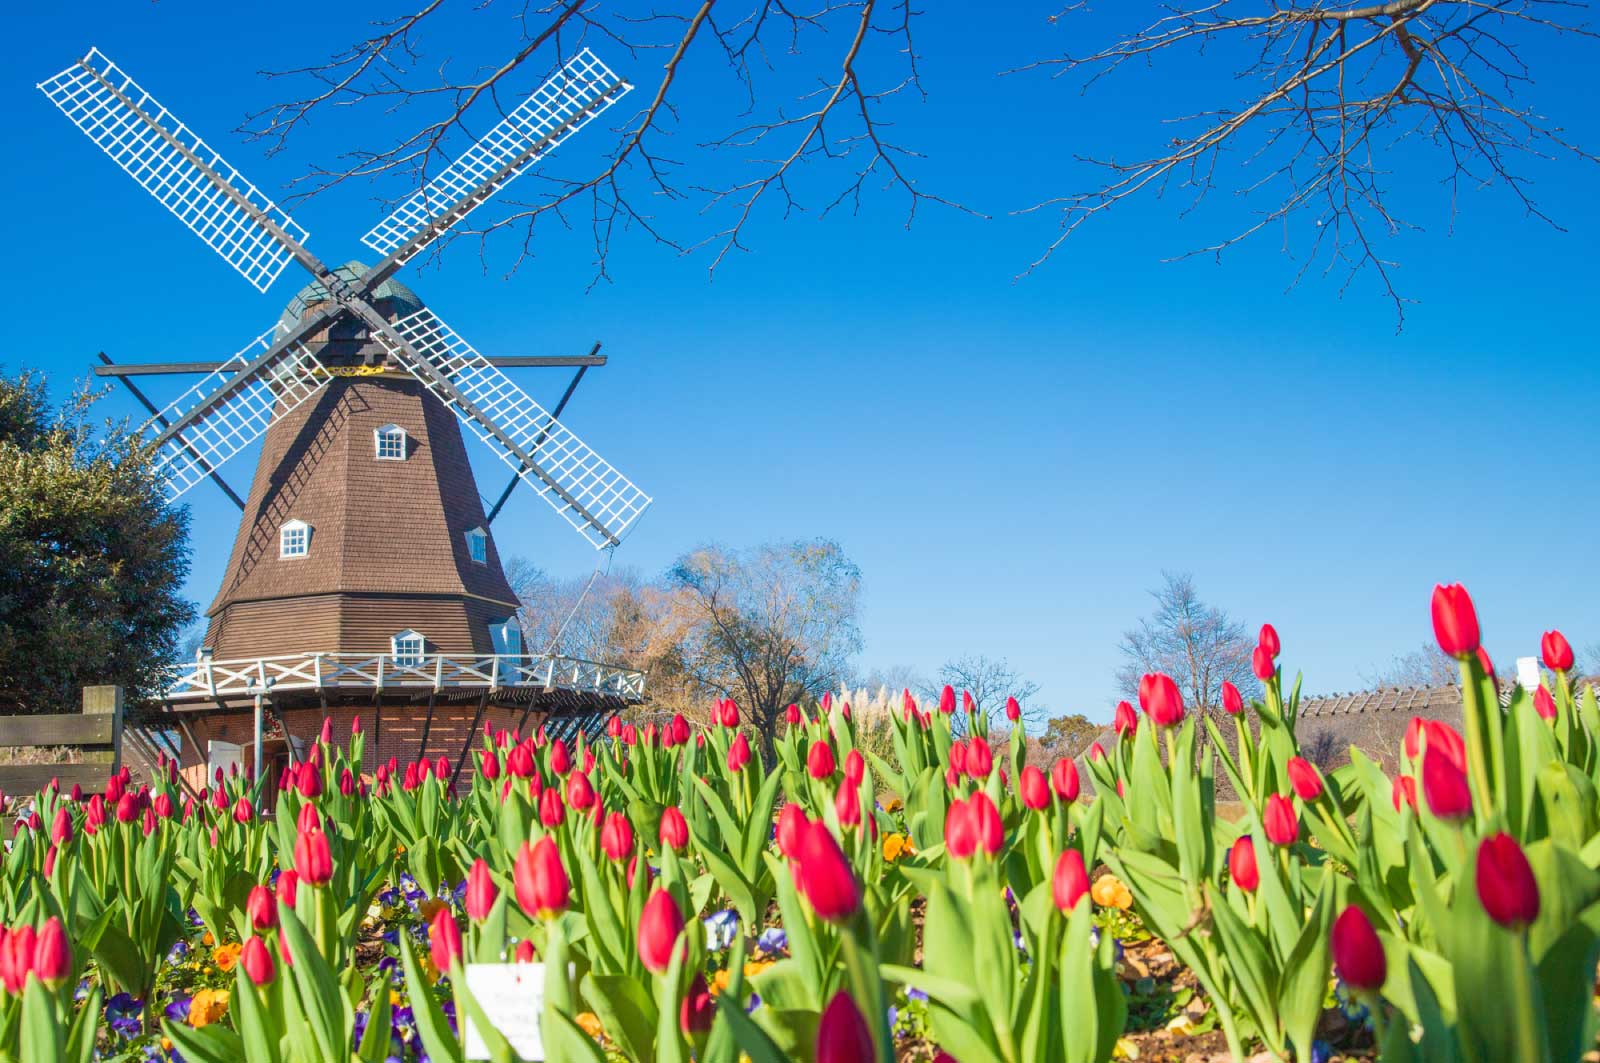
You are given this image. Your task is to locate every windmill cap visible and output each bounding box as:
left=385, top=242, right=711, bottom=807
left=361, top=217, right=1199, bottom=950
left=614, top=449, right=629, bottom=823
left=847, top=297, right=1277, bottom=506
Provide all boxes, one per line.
left=277, top=261, right=423, bottom=330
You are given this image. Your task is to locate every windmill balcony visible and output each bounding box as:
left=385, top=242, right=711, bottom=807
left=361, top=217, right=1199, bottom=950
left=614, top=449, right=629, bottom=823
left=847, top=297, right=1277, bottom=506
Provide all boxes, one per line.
left=161, top=651, right=647, bottom=704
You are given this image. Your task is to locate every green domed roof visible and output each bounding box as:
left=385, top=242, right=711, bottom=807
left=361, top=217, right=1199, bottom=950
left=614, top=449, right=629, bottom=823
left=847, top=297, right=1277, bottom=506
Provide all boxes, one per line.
left=277, top=261, right=423, bottom=330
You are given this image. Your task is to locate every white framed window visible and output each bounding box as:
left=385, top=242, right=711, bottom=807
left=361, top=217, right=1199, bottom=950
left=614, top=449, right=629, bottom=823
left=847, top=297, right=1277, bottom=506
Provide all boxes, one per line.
left=391, top=630, right=425, bottom=667
left=279, top=519, right=311, bottom=559
left=374, top=424, right=408, bottom=461
left=489, top=618, right=522, bottom=656
left=465, top=526, right=489, bottom=564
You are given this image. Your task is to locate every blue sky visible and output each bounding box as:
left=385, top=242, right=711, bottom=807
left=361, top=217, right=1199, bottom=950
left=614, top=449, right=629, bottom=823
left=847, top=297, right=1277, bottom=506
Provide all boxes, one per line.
left=9, top=2, right=1598, bottom=722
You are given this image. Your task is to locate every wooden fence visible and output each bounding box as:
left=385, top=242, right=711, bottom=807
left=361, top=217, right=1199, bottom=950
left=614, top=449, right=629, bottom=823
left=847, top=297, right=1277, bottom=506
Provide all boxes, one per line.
left=0, top=686, right=123, bottom=795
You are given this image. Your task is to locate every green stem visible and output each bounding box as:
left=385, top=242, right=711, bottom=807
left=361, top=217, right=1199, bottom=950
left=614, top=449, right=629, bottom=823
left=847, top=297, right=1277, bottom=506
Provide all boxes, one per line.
left=1458, top=660, right=1495, bottom=827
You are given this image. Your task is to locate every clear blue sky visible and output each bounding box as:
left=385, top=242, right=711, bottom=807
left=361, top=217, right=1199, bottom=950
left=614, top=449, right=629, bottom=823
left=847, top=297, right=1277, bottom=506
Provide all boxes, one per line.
left=9, top=2, right=1598, bottom=722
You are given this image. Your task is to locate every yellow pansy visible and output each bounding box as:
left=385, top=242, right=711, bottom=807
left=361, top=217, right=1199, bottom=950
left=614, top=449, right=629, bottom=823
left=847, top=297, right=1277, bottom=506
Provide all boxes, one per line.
left=213, top=942, right=242, bottom=973
left=417, top=898, right=447, bottom=924
left=1091, top=874, right=1133, bottom=910
left=575, top=1012, right=605, bottom=1040
left=189, top=988, right=230, bottom=1028
left=882, top=833, right=914, bottom=862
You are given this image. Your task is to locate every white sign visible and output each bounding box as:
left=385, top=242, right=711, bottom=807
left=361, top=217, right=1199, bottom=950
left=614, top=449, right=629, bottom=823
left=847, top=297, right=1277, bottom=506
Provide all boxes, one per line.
left=1515, top=656, right=1542, bottom=694
left=463, top=963, right=546, bottom=1061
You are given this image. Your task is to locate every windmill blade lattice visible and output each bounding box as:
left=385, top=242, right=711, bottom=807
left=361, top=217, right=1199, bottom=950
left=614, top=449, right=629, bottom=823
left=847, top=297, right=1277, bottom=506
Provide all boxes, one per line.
left=379, top=309, right=651, bottom=549
left=149, top=328, right=328, bottom=501
left=360, top=49, right=630, bottom=266
left=37, top=48, right=310, bottom=293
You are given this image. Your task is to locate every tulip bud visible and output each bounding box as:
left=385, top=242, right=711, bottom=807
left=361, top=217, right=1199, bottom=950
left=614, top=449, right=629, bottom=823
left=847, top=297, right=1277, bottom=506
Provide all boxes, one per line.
left=276, top=869, right=299, bottom=909
left=1258, top=624, right=1281, bottom=658
left=515, top=938, right=537, bottom=963
left=638, top=888, right=685, bottom=973
left=1476, top=832, right=1539, bottom=929
left=241, top=884, right=275, bottom=931
left=297, top=803, right=321, bottom=834
left=1052, top=849, right=1088, bottom=912
left=962, top=690, right=976, bottom=716
left=601, top=812, right=635, bottom=862
left=1005, top=696, right=1022, bottom=723
left=815, top=990, right=876, bottom=1063
left=776, top=804, right=809, bottom=858
left=966, top=738, right=994, bottom=780
left=1423, top=720, right=1467, bottom=772
left=680, top=972, right=714, bottom=1033
left=786, top=703, right=802, bottom=725
left=833, top=781, right=862, bottom=828
left=339, top=769, right=355, bottom=797
left=1541, top=630, right=1574, bottom=673
left=659, top=807, right=689, bottom=852
left=1330, top=905, right=1385, bottom=991
left=843, top=750, right=865, bottom=787
left=115, top=793, right=137, bottom=823
left=506, top=743, right=535, bottom=778
left=1221, top=682, right=1244, bottom=715
left=1286, top=757, right=1323, bottom=801
left=1421, top=747, right=1471, bottom=822
left=1534, top=686, right=1557, bottom=721
left=1251, top=645, right=1275, bottom=682
left=726, top=733, right=751, bottom=773
left=1087, top=742, right=1106, bottom=761
left=465, top=858, right=498, bottom=922
left=1229, top=836, right=1259, bottom=892
left=549, top=740, right=571, bottom=776
left=1430, top=583, right=1480, bottom=659
left=32, top=918, right=69, bottom=989
left=1019, top=765, right=1050, bottom=811
left=944, top=798, right=977, bottom=860
left=142, top=808, right=157, bottom=836
left=1051, top=758, right=1080, bottom=803
left=1391, top=774, right=1417, bottom=812
left=948, top=742, right=968, bottom=776
left=793, top=822, right=862, bottom=922
left=807, top=740, right=836, bottom=779
left=1263, top=793, right=1299, bottom=846
left=50, top=809, right=72, bottom=846
left=606, top=715, right=623, bottom=739
left=293, top=828, right=333, bottom=886
left=565, top=771, right=596, bottom=811
left=514, top=837, right=568, bottom=919
left=241, top=935, right=275, bottom=986
left=1113, top=700, right=1137, bottom=736
left=539, top=788, right=566, bottom=828
left=938, top=685, right=956, bottom=715
left=1403, top=716, right=1424, bottom=760
left=154, top=792, right=174, bottom=819
left=1138, top=673, right=1184, bottom=728
left=430, top=907, right=463, bottom=972
left=232, top=796, right=254, bottom=824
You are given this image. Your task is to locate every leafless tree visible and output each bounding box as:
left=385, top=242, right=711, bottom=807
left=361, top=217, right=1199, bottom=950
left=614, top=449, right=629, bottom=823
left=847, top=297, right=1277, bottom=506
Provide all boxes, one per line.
left=666, top=538, right=863, bottom=743
left=1300, top=727, right=1344, bottom=770
left=936, top=653, right=1047, bottom=733
left=1116, top=571, right=1261, bottom=724
left=1019, top=1, right=1597, bottom=324
left=1360, top=640, right=1459, bottom=688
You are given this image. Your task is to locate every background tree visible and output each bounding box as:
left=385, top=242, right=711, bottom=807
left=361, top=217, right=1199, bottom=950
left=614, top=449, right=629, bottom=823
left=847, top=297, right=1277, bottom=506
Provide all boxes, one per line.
left=0, top=369, right=193, bottom=714
left=1032, top=712, right=1103, bottom=762
left=1116, top=571, right=1260, bottom=725
left=665, top=538, right=862, bottom=744
left=936, top=653, right=1045, bottom=732
left=1361, top=641, right=1459, bottom=689
left=241, top=2, right=1594, bottom=324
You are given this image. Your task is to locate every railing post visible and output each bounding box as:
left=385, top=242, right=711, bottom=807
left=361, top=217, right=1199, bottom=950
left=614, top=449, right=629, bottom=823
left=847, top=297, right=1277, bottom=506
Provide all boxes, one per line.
left=434, top=654, right=444, bottom=691
left=491, top=655, right=501, bottom=689
left=82, top=685, right=124, bottom=775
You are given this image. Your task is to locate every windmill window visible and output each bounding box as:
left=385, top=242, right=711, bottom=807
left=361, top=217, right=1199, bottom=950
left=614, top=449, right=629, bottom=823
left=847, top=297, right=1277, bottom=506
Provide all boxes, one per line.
left=465, top=526, right=489, bottom=564
left=374, top=425, right=408, bottom=461
left=279, top=520, right=311, bottom=559
left=391, top=630, right=425, bottom=667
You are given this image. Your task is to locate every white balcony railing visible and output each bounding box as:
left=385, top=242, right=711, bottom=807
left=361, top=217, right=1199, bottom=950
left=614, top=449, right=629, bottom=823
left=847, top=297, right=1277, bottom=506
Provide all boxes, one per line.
left=162, top=652, right=646, bottom=703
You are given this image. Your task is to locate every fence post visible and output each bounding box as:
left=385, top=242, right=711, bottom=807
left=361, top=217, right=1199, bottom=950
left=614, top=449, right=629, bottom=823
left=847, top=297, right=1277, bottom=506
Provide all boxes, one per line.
left=82, top=685, right=124, bottom=775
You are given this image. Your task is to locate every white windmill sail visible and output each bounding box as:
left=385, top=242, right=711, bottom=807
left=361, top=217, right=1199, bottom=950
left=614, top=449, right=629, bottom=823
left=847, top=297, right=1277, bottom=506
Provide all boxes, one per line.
left=149, top=329, right=329, bottom=501
left=360, top=49, right=630, bottom=265
left=378, top=309, right=651, bottom=549
left=37, top=48, right=310, bottom=292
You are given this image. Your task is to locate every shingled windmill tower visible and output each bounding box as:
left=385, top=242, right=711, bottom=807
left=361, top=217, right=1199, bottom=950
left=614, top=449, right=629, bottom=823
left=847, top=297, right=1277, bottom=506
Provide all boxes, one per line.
left=39, top=48, right=651, bottom=787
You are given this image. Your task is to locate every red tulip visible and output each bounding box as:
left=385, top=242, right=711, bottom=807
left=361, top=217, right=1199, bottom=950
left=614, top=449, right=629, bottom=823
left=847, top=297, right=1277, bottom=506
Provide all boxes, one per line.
left=297, top=804, right=321, bottom=834
left=1221, top=682, right=1244, bottom=715
left=480, top=749, right=500, bottom=780
left=549, top=740, right=571, bottom=776
left=680, top=971, right=714, bottom=1033
left=1476, top=832, right=1540, bottom=929
left=247, top=885, right=277, bottom=930
left=794, top=822, right=862, bottom=922
left=966, top=737, right=994, bottom=779
left=115, top=793, right=137, bottom=823
left=241, top=935, right=275, bottom=986
left=539, top=789, right=566, bottom=828
left=720, top=700, right=740, bottom=728
left=1421, top=747, right=1471, bottom=822
left=1019, top=765, right=1050, bottom=810
left=232, top=796, right=254, bottom=824
left=1113, top=700, right=1138, bottom=736
left=948, top=742, right=968, bottom=776
left=338, top=769, right=355, bottom=797
left=515, top=939, right=537, bottom=963
left=1005, top=696, right=1022, bottom=723
left=1476, top=646, right=1495, bottom=680
left=1251, top=645, right=1275, bottom=682
left=1138, top=673, right=1184, bottom=728
left=1330, top=906, right=1385, bottom=991
left=514, top=837, right=569, bottom=919
left=1263, top=793, right=1299, bottom=846
left=1258, top=624, right=1281, bottom=658
left=601, top=812, right=635, bottom=862
left=1286, top=757, right=1323, bottom=801
left=1423, top=721, right=1467, bottom=773
left=565, top=771, right=595, bottom=811
left=1391, top=775, right=1417, bottom=812
left=506, top=743, right=535, bottom=778
left=296, top=762, right=322, bottom=798
left=786, top=703, right=802, bottom=725
left=465, top=858, right=498, bottom=922
left=1088, top=742, right=1106, bottom=761
left=962, top=690, right=976, bottom=716
left=815, top=990, right=876, bottom=1063
left=660, top=807, right=689, bottom=851
left=606, top=715, right=623, bottom=739
left=1430, top=583, right=1480, bottom=659
left=50, top=809, right=71, bottom=846
left=970, top=792, right=1004, bottom=855
left=1043, top=760, right=1077, bottom=805
left=807, top=740, right=836, bottom=779
left=834, top=782, right=862, bottom=828
left=154, top=792, right=174, bottom=819
left=3, top=926, right=35, bottom=993
left=1229, top=836, right=1259, bottom=892
left=32, top=918, right=68, bottom=989
left=293, top=828, right=333, bottom=886
left=1403, top=716, right=1424, bottom=760
left=1052, top=849, right=1088, bottom=912
left=938, top=685, right=956, bottom=715
left=1534, top=686, right=1557, bottom=721
left=777, top=804, right=810, bottom=858
left=844, top=750, right=865, bottom=786
left=1541, top=630, right=1574, bottom=672
left=276, top=869, right=299, bottom=909
left=638, top=888, right=685, bottom=973
left=726, top=733, right=751, bottom=773
left=945, top=798, right=976, bottom=860
left=429, top=908, right=463, bottom=972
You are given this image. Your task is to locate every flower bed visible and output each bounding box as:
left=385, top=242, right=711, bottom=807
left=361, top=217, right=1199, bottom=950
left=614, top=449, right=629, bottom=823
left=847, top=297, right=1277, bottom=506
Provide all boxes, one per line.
left=0, top=583, right=1593, bottom=1063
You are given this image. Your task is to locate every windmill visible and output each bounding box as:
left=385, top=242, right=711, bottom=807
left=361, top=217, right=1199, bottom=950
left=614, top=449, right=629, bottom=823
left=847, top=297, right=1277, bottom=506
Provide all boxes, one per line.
left=38, top=46, right=652, bottom=790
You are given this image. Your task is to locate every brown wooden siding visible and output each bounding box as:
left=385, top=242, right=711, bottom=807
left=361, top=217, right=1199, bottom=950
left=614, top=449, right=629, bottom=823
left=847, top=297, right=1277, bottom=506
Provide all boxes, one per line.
left=206, top=592, right=518, bottom=658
